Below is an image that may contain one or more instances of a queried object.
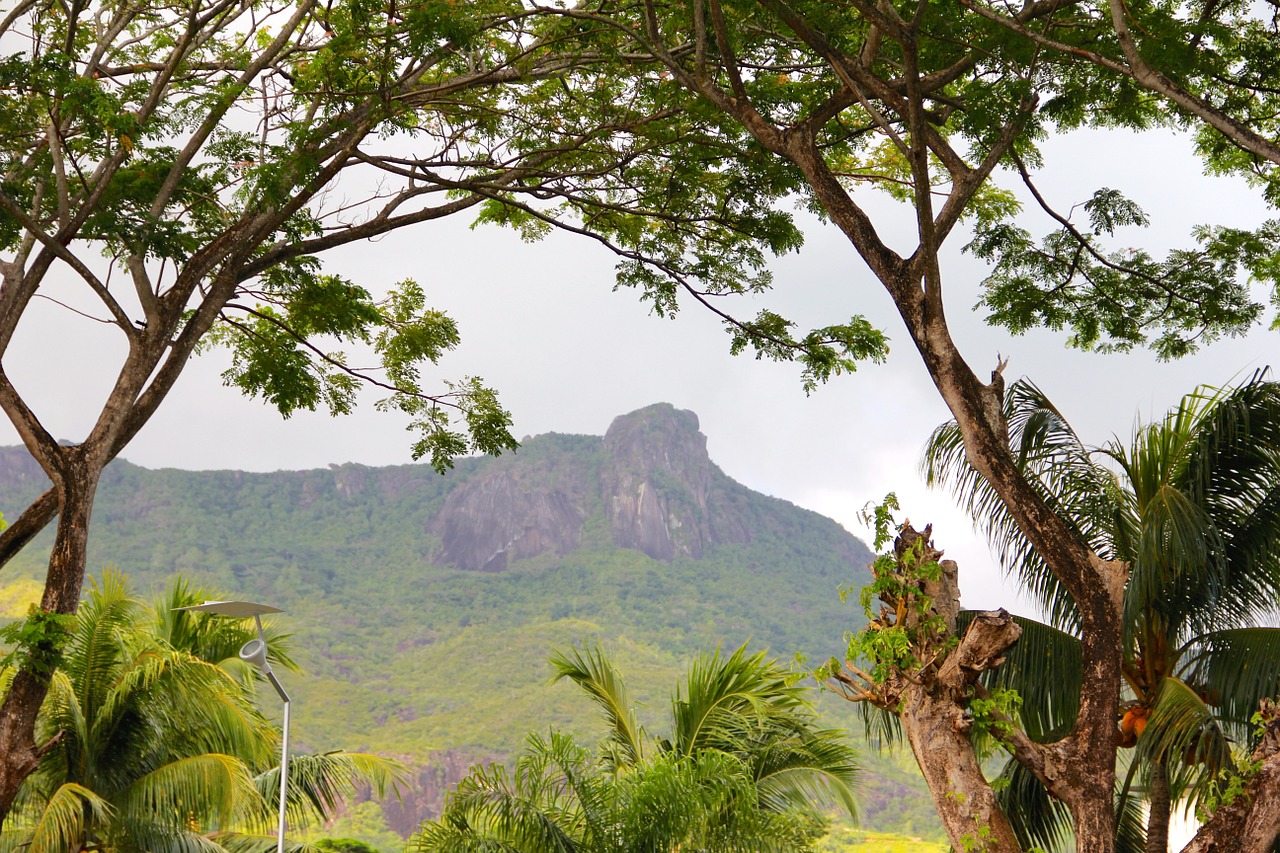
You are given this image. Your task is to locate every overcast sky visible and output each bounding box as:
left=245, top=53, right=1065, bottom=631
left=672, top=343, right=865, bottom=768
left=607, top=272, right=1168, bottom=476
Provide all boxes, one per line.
left=3, top=128, right=1275, bottom=616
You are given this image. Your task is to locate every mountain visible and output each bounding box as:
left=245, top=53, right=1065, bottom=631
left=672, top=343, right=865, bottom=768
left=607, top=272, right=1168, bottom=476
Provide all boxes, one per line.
left=0, top=403, right=940, bottom=840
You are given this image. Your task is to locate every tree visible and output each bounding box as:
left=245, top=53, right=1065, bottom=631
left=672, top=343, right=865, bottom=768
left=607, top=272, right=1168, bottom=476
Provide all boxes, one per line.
left=955, top=0, right=1280, bottom=181
left=0, top=572, right=400, bottom=852
left=922, top=372, right=1280, bottom=852
left=461, top=3, right=1280, bottom=851
left=8, top=0, right=1280, bottom=846
left=410, top=644, right=859, bottom=852
left=0, top=0, right=804, bottom=815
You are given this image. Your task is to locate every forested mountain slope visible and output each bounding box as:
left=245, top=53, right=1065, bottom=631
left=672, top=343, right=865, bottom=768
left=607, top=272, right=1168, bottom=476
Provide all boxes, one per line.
left=0, top=404, right=939, bottom=839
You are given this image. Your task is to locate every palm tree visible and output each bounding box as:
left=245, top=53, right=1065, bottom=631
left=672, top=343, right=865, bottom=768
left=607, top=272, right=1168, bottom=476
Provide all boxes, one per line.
left=411, top=644, right=859, bottom=853
left=923, top=370, right=1280, bottom=852
left=0, top=572, right=400, bottom=853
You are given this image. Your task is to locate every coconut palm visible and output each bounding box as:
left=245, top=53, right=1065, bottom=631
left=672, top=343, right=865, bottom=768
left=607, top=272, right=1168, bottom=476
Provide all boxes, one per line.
left=0, top=572, right=400, bottom=853
left=924, top=370, right=1280, bottom=852
left=411, top=644, right=859, bottom=853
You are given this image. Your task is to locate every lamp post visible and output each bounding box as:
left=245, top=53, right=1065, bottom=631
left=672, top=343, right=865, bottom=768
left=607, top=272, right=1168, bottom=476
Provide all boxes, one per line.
left=175, top=600, right=290, bottom=853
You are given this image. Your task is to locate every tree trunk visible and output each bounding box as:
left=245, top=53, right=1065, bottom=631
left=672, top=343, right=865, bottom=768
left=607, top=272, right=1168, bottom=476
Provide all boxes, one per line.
left=1183, top=712, right=1280, bottom=852
left=900, top=643, right=1025, bottom=852
left=1148, top=756, right=1171, bottom=853
left=0, top=457, right=99, bottom=823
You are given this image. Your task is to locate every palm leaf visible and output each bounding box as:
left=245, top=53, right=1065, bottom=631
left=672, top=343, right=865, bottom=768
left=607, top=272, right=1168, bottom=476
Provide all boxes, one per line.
left=217, top=832, right=333, bottom=852
left=1119, top=481, right=1223, bottom=640
left=752, top=732, right=858, bottom=819
left=1135, top=677, right=1232, bottom=812
left=1177, top=372, right=1280, bottom=633
left=671, top=644, right=807, bottom=758
left=70, top=571, right=142, bottom=729
left=125, top=825, right=234, bottom=853
left=116, top=752, right=258, bottom=833
left=423, top=733, right=586, bottom=853
left=1113, top=772, right=1148, bottom=853
left=550, top=645, right=645, bottom=767
left=18, top=781, right=112, bottom=853
left=249, top=751, right=406, bottom=830
left=154, top=655, right=278, bottom=765
left=1178, top=627, right=1280, bottom=738
left=991, top=757, right=1073, bottom=853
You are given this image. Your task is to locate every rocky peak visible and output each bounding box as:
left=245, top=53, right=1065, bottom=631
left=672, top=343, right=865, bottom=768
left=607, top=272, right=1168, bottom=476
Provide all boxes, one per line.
left=602, top=404, right=716, bottom=561
left=427, top=405, right=756, bottom=570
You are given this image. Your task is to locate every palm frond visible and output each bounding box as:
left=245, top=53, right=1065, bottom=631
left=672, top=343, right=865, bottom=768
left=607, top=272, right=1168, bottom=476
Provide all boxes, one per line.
left=39, top=670, right=88, bottom=766
left=425, top=733, right=587, bottom=853
left=1122, top=483, right=1223, bottom=639
left=20, top=782, right=112, bottom=853
left=115, top=753, right=258, bottom=833
left=1113, top=775, right=1148, bottom=853
left=1178, top=627, right=1280, bottom=737
left=1179, top=372, right=1280, bottom=633
left=154, top=655, right=278, bottom=765
left=550, top=645, right=645, bottom=767
left=671, top=644, right=807, bottom=758
left=249, top=751, right=406, bottom=831
left=752, top=733, right=859, bottom=819
left=71, top=571, right=143, bottom=725
left=992, top=757, right=1073, bottom=853
left=217, top=832, right=334, bottom=852
left=1135, top=677, right=1233, bottom=812
left=124, top=824, right=234, bottom=853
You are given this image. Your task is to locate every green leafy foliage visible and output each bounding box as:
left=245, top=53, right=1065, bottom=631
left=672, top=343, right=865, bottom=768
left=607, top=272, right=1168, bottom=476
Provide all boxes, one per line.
left=0, top=573, right=402, bottom=853
left=0, top=606, right=73, bottom=681
left=968, top=196, right=1275, bottom=360
left=414, top=645, right=858, bottom=853
left=843, top=503, right=953, bottom=690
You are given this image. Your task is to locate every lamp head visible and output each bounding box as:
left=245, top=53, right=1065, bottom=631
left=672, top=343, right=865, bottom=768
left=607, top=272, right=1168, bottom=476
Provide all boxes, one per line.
left=239, top=638, right=271, bottom=673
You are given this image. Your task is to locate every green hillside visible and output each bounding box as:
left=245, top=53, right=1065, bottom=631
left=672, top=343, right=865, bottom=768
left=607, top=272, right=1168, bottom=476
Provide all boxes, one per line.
left=0, top=405, right=944, bottom=843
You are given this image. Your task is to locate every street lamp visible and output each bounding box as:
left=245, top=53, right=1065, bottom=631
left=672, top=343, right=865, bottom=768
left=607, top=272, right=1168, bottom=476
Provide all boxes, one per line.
left=175, top=600, right=290, bottom=853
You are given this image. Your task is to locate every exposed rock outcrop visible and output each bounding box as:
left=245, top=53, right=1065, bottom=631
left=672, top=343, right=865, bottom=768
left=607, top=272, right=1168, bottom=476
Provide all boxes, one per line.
left=428, top=403, right=758, bottom=568
left=427, top=436, right=596, bottom=571
left=603, top=403, right=717, bottom=561
left=429, top=469, right=587, bottom=572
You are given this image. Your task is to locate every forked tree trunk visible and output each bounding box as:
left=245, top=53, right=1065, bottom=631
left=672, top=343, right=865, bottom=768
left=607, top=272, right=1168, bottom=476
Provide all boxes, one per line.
left=0, top=456, right=100, bottom=822
left=901, top=657, right=1024, bottom=852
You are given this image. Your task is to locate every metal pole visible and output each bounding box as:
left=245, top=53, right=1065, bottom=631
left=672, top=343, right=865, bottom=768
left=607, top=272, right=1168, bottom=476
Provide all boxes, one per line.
left=254, top=614, right=292, bottom=853
left=277, top=695, right=290, bottom=853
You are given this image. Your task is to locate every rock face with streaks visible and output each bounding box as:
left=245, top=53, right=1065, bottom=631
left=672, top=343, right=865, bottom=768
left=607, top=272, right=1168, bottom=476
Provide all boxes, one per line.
left=602, top=403, right=745, bottom=561
left=428, top=403, right=755, bottom=569
left=427, top=439, right=593, bottom=572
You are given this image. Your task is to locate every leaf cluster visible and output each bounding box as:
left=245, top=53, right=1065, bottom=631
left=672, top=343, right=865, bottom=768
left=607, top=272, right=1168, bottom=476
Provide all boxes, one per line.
left=1, top=572, right=403, bottom=853
left=836, top=503, right=957, bottom=706
left=0, top=605, right=73, bottom=681
left=413, top=644, right=858, bottom=853
left=969, top=191, right=1276, bottom=360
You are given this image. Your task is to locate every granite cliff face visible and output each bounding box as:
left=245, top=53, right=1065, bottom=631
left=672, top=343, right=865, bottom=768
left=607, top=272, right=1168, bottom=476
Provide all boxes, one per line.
left=427, top=404, right=764, bottom=569
left=427, top=438, right=594, bottom=572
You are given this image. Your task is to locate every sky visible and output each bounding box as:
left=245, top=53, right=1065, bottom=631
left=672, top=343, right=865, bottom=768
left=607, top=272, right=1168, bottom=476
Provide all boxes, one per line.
left=2, top=127, right=1275, bottom=619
